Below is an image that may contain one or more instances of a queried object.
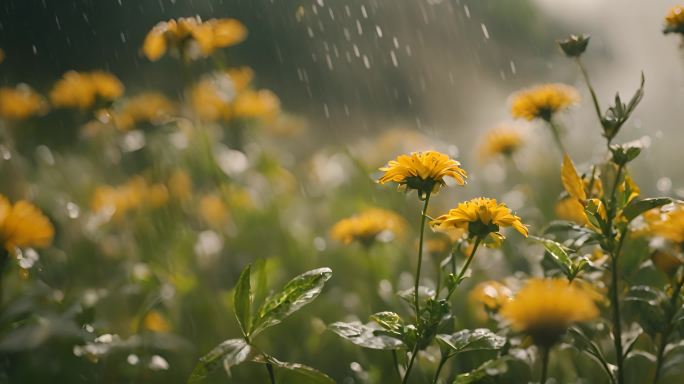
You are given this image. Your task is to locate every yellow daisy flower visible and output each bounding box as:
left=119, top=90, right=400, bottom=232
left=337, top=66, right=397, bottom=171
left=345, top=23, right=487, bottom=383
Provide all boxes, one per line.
left=510, top=83, right=579, bottom=121
left=113, top=92, right=176, bottom=131
left=378, top=151, right=467, bottom=198
left=50, top=71, right=124, bottom=110
left=330, top=208, right=406, bottom=247
left=0, top=195, right=54, bottom=252
left=477, top=125, right=524, bottom=162
left=501, top=278, right=598, bottom=346
left=430, top=197, right=528, bottom=242
left=0, top=84, right=48, bottom=120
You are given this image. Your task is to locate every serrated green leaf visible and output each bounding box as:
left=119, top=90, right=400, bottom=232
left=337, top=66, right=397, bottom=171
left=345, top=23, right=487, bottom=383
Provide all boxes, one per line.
left=436, top=328, right=505, bottom=354
left=252, top=355, right=335, bottom=384
left=530, top=236, right=573, bottom=278
left=329, top=321, right=405, bottom=350
left=187, top=339, right=253, bottom=384
left=234, top=265, right=252, bottom=337
left=251, top=268, right=332, bottom=337
left=622, top=197, right=673, bottom=222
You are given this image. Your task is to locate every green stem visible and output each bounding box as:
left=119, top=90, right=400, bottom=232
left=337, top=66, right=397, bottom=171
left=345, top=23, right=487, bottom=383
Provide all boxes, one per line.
left=431, top=353, right=450, bottom=384
left=446, top=237, right=482, bottom=301
left=414, top=192, right=432, bottom=321
left=546, top=118, right=567, bottom=155
left=610, top=230, right=626, bottom=384
left=652, top=271, right=684, bottom=384
left=266, top=362, right=276, bottom=384
left=0, top=248, right=8, bottom=308
left=392, top=350, right=402, bottom=380
left=540, top=346, right=550, bottom=384
left=575, top=57, right=603, bottom=126
left=402, top=345, right=419, bottom=384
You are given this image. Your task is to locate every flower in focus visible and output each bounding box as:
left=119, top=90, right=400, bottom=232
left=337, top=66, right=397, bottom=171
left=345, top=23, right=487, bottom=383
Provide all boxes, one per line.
left=431, top=197, right=528, bottom=245
left=378, top=151, right=467, bottom=198
left=664, top=5, right=684, bottom=34
left=113, top=92, right=176, bottom=131
left=0, top=195, right=54, bottom=252
left=510, top=83, right=579, bottom=121
left=142, top=17, right=247, bottom=61
left=0, top=84, right=48, bottom=120
left=469, top=280, right=512, bottom=321
left=501, top=278, right=598, bottom=347
left=477, top=125, right=524, bottom=162
left=50, top=71, right=124, bottom=109
left=199, top=194, right=229, bottom=228
left=330, top=208, right=406, bottom=247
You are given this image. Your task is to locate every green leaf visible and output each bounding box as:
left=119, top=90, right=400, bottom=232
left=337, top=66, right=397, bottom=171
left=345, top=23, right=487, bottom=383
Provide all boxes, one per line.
left=621, top=197, right=673, bottom=222
left=253, top=355, right=335, bottom=384
left=251, top=267, right=332, bottom=337
left=530, top=236, right=573, bottom=278
left=234, top=265, right=252, bottom=337
left=369, top=311, right=403, bottom=332
left=452, top=357, right=508, bottom=384
left=625, top=286, right=667, bottom=335
left=436, top=328, right=505, bottom=354
left=329, top=321, right=405, bottom=350
left=188, top=339, right=254, bottom=383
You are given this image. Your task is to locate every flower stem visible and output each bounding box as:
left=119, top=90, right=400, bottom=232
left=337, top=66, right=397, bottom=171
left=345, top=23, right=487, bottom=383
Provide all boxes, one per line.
left=609, top=230, right=627, bottom=384
left=431, top=352, right=450, bottom=384
left=266, top=362, right=276, bottom=384
left=446, top=237, right=482, bottom=301
left=540, top=346, right=551, bottom=384
left=414, top=192, right=432, bottom=321
left=575, top=57, right=603, bottom=126
left=402, top=345, right=419, bottom=384
left=652, top=271, right=684, bottom=384
left=0, top=248, right=8, bottom=307
left=546, top=118, right=567, bottom=155
left=392, top=350, right=402, bottom=380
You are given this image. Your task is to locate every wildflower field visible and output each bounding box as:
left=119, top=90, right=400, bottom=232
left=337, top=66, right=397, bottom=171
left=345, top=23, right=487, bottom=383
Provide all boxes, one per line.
left=3, top=1, right=684, bottom=383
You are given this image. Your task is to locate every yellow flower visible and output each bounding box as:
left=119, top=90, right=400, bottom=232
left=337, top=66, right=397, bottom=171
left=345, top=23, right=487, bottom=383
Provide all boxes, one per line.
left=143, top=310, right=171, bottom=333
left=90, top=177, right=167, bottom=220
left=477, top=126, right=524, bottom=162
left=0, top=84, right=48, bottom=120
left=168, top=169, right=193, bottom=201
left=651, top=250, right=683, bottom=276
left=233, top=89, right=281, bottom=121
left=113, top=92, right=176, bottom=131
left=199, top=194, right=229, bottom=228
left=469, top=280, right=512, bottom=311
left=665, top=5, right=684, bottom=33
left=50, top=71, right=124, bottom=109
left=226, top=67, right=254, bottom=93
left=500, top=278, right=598, bottom=346
left=643, top=204, right=684, bottom=244
left=510, top=83, right=579, bottom=121
left=0, top=195, right=54, bottom=252
left=555, top=197, right=588, bottom=226
left=431, top=198, right=528, bottom=243
left=330, top=208, right=406, bottom=246
left=190, top=77, right=233, bottom=122
left=378, top=151, right=467, bottom=198
left=142, top=17, right=247, bottom=61
left=559, top=154, right=606, bottom=226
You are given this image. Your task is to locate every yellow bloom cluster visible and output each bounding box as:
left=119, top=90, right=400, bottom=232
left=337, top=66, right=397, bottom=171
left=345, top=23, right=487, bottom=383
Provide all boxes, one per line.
left=0, top=85, right=48, bottom=120
left=665, top=5, right=684, bottom=32
left=50, top=71, right=124, bottom=109
left=477, top=126, right=524, bottom=162
left=199, top=194, right=230, bottom=228
left=431, top=197, right=528, bottom=242
left=378, top=151, right=467, bottom=197
left=91, top=177, right=169, bottom=220
left=190, top=68, right=280, bottom=122
left=511, top=83, right=579, bottom=121
left=0, top=195, right=54, bottom=252
left=501, top=278, right=598, bottom=346
left=643, top=204, right=684, bottom=244
left=143, top=16, right=247, bottom=61
left=113, top=92, right=176, bottom=131
left=330, top=208, right=407, bottom=246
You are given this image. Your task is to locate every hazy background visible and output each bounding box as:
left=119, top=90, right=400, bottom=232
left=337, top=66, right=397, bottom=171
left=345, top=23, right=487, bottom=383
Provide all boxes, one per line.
left=2, top=1, right=683, bottom=170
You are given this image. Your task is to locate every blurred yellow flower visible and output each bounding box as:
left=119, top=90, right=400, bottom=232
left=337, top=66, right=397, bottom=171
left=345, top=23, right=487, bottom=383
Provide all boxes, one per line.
left=226, top=67, right=255, bottom=93
left=665, top=5, right=684, bottom=33
left=0, top=195, right=54, bottom=252
left=143, top=310, right=171, bottom=333
left=469, top=280, right=512, bottom=311
left=511, top=83, right=579, bottom=121
left=50, top=71, right=124, bottom=109
left=233, top=89, right=281, bottom=121
left=651, top=250, right=683, bottom=276
left=501, top=278, right=598, bottom=346
left=378, top=151, right=467, bottom=197
left=643, top=204, right=684, bottom=244
left=477, top=126, right=524, bottom=162
left=113, top=92, right=176, bottom=131
left=199, top=194, right=229, bottom=228
left=142, top=17, right=247, bottom=61
left=168, top=169, right=193, bottom=201
left=330, top=208, right=406, bottom=246
left=190, top=77, right=232, bottom=122
left=431, top=197, right=528, bottom=242
left=91, top=177, right=167, bottom=219
left=0, top=84, right=48, bottom=120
